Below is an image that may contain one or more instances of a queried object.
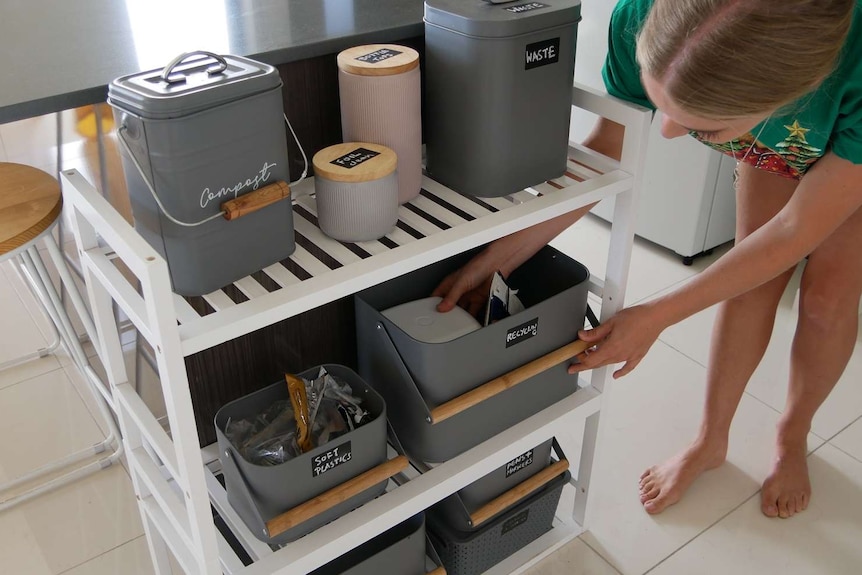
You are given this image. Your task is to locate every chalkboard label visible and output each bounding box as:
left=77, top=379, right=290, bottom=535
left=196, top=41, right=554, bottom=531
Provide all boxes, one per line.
left=312, top=441, right=352, bottom=477
left=505, top=2, right=548, bottom=14
left=330, top=148, right=380, bottom=169
left=525, top=37, right=560, bottom=70
left=502, top=509, right=530, bottom=534
left=506, top=317, right=539, bottom=348
left=356, top=48, right=403, bottom=64
left=505, top=449, right=534, bottom=478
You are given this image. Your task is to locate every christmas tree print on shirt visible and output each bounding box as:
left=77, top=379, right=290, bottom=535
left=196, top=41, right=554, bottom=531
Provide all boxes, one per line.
left=693, top=120, right=823, bottom=180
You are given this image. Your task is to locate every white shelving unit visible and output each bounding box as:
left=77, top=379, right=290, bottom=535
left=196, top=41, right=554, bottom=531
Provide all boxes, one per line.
left=60, top=85, right=650, bottom=575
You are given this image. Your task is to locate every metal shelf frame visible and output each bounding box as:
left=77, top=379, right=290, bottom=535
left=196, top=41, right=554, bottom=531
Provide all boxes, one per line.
left=60, top=84, right=651, bottom=575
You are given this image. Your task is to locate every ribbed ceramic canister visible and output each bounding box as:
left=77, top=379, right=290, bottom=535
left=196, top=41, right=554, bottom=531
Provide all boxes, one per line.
left=337, top=44, right=421, bottom=204
left=313, top=142, right=399, bottom=242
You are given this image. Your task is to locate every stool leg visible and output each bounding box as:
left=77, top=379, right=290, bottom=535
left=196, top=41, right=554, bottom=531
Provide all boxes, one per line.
left=0, top=244, right=124, bottom=511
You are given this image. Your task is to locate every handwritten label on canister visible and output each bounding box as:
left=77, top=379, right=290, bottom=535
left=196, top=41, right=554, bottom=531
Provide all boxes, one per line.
left=525, top=38, right=560, bottom=70
left=355, top=48, right=403, bottom=64
left=330, top=148, right=380, bottom=169
left=312, top=441, right=352, bottom=477
left=502, top=509, right=530, bottom=534
left=505, top=449, right=534, bottom=478
left=506, top=317, right=539, bottom=348
left=504, top=2, right=548, bottom=13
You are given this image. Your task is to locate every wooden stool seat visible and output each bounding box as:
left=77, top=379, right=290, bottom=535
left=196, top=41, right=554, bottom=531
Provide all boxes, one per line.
left=0, top=162, right=63, bottom=257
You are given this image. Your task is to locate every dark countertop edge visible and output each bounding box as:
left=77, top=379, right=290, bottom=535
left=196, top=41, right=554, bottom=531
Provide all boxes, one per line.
left=0, top=22, right=424, bottom=125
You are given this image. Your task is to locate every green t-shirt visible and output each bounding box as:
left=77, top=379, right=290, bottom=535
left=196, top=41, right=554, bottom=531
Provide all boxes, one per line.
left=601, top=0, right=862, bottom=179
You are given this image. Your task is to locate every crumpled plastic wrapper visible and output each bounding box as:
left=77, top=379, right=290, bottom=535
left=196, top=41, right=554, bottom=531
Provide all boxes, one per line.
left=224, top=367, right=371, bottom=466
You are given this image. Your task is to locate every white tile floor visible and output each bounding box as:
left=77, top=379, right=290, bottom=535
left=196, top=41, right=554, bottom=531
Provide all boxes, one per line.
left=2, top=111, right=861, bottom=575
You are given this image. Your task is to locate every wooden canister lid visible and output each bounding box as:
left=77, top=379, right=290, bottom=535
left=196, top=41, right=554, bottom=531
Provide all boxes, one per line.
left=337, top=44, right=420, bottom=76
left=313, top=142, right=397, bottom=183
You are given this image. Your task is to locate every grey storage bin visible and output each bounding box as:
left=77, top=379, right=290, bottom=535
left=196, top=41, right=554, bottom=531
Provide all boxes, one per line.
left=108, top=51, right=295, bottom=296
left=427, top=439, right=556, bottom=532
left=215, top=365, right=390, bottom=545
left=310, top=514, right=438, bottom=575
left=424, top=0, right=581, bottom=197
left=428, top=470, right=570, bottom=575
left=355, top=246, right=589, bottom=463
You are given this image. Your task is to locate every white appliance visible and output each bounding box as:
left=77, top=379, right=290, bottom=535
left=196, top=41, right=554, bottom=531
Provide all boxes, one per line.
left=590, top=114, right=738, bottom=264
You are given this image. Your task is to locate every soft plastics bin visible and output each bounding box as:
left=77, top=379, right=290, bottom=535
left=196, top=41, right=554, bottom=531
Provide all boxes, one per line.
left=310, top=514, right=441, bottom=575
left=108, top=51, right=296, bottom=296
left=428, top=469, right=570, bottom=575
left=424, top=0, right=581, bottom=197
left=355, top=246, right=589, bottom=463
left=215, top=364, right=403, bottom=545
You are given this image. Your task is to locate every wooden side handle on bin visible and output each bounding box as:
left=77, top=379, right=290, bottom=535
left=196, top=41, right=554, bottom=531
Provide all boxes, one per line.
left=469, top=459, right=569, bottom=528
left=427, top=568, right=447, bottom=575
left=429, top=339, right=591, bottom=424
left=265, top=455, right=409, bottom=538
left=220, top=180, right=291, bottom=221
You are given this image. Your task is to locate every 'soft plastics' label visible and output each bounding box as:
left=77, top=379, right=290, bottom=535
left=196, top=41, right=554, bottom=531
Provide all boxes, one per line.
left=525, top=37, right=560, bottom=70
left=506, top=449, right=534, bottom=477
left=504, top=2, right=548, bottom=13
left=356, top=48, right=403, bottom=64
left=502, top=509, right=530, bottom=534
left=330, top=148, right=380, bottom=169
left=506, top=317, right=539, bottom=348
left=312, top=441, right=352, bottom=477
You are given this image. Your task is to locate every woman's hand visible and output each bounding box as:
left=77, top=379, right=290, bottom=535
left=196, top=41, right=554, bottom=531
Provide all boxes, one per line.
left=432, top=247, right=508, bottom=317
left=568, top=303, right=666, bottom=379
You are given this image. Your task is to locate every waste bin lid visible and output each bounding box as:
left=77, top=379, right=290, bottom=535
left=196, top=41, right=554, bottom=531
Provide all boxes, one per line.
left=424, top=0, right=581, bottom=39
left=108, top=52, right=282, bottom=119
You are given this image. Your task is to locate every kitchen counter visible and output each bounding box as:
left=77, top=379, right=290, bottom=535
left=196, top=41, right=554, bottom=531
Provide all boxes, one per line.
left=0, top=0, right=424, bottom=123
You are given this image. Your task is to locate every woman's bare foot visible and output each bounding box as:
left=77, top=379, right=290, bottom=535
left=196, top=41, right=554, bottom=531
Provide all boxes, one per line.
left=761, top=437, right=810, bottom=518
left=639, top=440, right=727, bottom=514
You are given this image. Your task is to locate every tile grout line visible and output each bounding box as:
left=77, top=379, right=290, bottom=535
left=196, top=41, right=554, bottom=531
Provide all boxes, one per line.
left=577, top=535, right=625, bottom=575
left=54, top=535, right=148, bottom=575
left=815, top=414, right=862, bottom=463
left=641, top=489, right=763, bottom=575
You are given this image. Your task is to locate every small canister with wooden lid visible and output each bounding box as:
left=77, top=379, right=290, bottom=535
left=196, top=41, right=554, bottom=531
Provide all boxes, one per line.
left=312, top=142, right=398, bottom=243
left=337, top=44, right=421, bottom=204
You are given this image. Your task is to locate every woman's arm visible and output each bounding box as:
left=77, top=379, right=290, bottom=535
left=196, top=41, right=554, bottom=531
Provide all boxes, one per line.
left=434, top=118, right=624, bottom=313
left=574, top=152, right=862, bottom=377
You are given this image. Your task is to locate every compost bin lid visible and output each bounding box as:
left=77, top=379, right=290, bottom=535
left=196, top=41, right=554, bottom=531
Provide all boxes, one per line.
left=424, top=0, right=582, bottom=39
left=108, top=52, right=282, bottom=119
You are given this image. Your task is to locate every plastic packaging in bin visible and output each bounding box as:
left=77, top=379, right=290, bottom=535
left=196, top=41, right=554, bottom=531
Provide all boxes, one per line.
left=355, top=246, right=589, bottom=463
left=108, top=51, right=296, bottom=296
left=215, top=365, right=399, bottom=545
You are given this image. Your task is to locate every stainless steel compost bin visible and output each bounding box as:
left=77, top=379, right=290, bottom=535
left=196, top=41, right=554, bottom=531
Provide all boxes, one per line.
left=424, top=0, right=581, bottom=197
left=214, top=364, right=399, bottom=545
left=355, top=246, right=589, bottom=463
left=108, top=51, right=295, bottom=296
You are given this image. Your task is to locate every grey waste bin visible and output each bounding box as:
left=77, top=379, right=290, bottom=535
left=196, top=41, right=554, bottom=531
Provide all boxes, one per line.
left=424, top=0, right=581, bottom=198
left=108, top=51, right=295, bottom=296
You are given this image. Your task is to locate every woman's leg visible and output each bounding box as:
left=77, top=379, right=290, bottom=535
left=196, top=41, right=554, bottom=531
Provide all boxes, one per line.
left=639, top=164, right=798, bottom=514
left=761, top=202, right=862, bottom=518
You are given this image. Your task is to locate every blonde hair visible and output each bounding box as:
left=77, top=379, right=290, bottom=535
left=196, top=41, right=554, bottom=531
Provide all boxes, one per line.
left=636, top=0, right=855, bottom=119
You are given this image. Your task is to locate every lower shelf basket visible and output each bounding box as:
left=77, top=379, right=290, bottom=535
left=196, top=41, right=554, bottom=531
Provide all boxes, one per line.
left=427, top=470, right=570, bottom=575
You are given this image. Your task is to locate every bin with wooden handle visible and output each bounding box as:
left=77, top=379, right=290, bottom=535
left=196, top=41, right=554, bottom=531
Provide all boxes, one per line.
left=215, top=364, right=392, bottom=545
left=355, top=245, right=590, bottom=464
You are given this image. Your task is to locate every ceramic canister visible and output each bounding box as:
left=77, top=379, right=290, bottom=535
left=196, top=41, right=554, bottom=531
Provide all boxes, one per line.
left=337, top=44, right=421, bottom=204
left=312, top=142, right=398, bottom=242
